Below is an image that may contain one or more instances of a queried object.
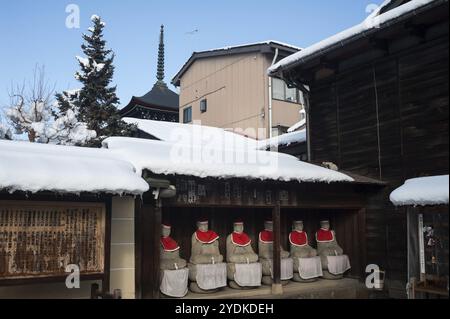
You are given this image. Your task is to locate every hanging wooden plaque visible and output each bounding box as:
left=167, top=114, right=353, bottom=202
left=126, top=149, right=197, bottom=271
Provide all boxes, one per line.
left=0, top=201, right=106, bottom=281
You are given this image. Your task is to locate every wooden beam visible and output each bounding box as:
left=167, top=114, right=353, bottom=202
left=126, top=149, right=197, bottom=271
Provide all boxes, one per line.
left=152, top=199, right=163, bottom=299
left=272, top=198, right=282, bottom=295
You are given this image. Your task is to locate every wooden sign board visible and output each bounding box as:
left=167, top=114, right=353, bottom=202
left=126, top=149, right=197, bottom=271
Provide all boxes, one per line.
left=0, top=201, right=106, bottom=281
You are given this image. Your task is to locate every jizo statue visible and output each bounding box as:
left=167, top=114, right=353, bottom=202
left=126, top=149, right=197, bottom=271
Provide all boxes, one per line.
left=160, top=223, right=187, bottom=270
left=290, top=221, right=321, bottom=282
left=258, top=220, right=292, bottom=285
left=226, top=220, right=261, bottom=289
left=159, top=223, right=189, bottom=298
left=188, top=219, right=226, bottom=293
left=316, top=220, right=349, bottom=279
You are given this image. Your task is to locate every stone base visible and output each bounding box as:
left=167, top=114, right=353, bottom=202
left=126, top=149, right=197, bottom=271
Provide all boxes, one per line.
left=189, top=282, right=219, bottom=294
left=293, top=273, right=319, bottom=283
left=228, top=281, right=259, bottom=290
left=322, top=270, right=344, bottom=280
left=262, top=276, right=290, bottom=286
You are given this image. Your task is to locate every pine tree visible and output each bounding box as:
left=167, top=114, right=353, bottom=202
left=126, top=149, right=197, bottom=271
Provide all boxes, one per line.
left=58, top=15, right=136, bottom=146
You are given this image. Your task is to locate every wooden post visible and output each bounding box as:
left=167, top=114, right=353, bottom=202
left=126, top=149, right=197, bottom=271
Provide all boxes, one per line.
left=272, top=198, right=283, bottom=295
left=152, top=198, right=162, bottom=299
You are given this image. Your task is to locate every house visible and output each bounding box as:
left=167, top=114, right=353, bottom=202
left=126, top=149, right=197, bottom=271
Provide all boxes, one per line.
left=0, top=140, right=148, bottom=299
left=390, top=175, right=449, bottom=299
left=268, top=0, right=449, bottom=298
left=171, top=41, right=305, bottom=139
left=120, top=25, right=179, bottom=122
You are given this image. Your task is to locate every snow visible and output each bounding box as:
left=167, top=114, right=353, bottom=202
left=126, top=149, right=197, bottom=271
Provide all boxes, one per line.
left=390, top=175, right=449, bottom=207
left=257, top=130, right=307, bottom=150
left=287, top=110, right=307, bottom=133
left=123, top=118, right=259, bottom=150
left=76, top=56, right=105, bottom=72
left=206, top=40, right=302, bottom=53
left=103, top=137, right=353, bottom=184
left=268, top=0, right=437, bottom=75
left=287, top=119, right=306, bottom=133
left=0, top=140, right=149, bottom=195
left=124, top=117, right=307, bottom=152
left=91, top=14, right=100, bottom=21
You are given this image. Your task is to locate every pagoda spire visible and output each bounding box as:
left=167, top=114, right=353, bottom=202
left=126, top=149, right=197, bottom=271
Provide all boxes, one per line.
left=156, top=24, right=166, bottom=86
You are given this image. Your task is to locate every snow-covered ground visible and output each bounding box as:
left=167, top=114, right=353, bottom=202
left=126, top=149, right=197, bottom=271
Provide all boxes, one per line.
left=390, top=175, right=449, bottom=207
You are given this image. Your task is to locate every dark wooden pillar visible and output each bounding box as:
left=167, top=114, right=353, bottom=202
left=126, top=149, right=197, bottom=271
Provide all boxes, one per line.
left=135, top=194, right=161, bottom=299
left=272, top=199, right=283, bottom=295
left=152, top=199, right=162, bottom=298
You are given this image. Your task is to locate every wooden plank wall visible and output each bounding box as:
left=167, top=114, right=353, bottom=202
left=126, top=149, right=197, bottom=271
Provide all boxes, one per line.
left=308, top=36, right=449, bottom=289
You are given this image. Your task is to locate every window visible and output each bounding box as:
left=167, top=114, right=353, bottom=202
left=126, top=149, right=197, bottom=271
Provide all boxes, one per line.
left=273, top=79, right=285, bottom=101
left=272, top=78, right=300, bottom=104
left=183, top=106, right=192, bottom=123
left=200, top=99, right=207, bottom=113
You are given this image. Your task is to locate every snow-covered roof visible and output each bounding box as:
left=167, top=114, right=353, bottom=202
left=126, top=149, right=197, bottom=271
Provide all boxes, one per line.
left=390, top=175, right=449, bottom=207
left=0, top=140, right=149, bottom=195
left=123, top=118, right=259, bottom=150
left=268, top=0, right=440, bottom=76
left=257, top=130, right=306, bottom=150
left=103, top=137, right=353, bottom=183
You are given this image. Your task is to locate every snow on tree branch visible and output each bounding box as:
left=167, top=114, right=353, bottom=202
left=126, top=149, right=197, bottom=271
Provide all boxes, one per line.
left=4, top=65, right=96, bottom=145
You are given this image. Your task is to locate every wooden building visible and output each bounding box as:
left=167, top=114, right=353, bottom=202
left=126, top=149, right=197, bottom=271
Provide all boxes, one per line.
left=171, top=41, right=304, bottom=139
left=390, top=175, right=449, bottom=299
left=103, top=136, right=386, bottom=299
left=269, top=0, right=449, bottom=297
left=0, top=140, right=148, bottom=299
left=120, top=25, right=179, bottom=122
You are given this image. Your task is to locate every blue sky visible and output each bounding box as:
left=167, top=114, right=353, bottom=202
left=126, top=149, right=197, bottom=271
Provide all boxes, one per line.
left=0, top=0, right=383, bottom=110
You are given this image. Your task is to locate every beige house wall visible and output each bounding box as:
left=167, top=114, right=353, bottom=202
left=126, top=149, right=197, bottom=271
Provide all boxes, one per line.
left=179, top=52, right=303, bottom=139
left=0, top=196, right=135, bottom=299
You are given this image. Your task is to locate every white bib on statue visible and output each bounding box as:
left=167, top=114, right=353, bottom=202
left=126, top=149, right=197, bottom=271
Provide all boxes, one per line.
left=234, top=263, right=262, bottom=287
left=160, top=268, right=189, bottom=298
left=327, top=255, right=351, bottom=275
left=196, top=263, right=227, bottom=290
left=298, top=257, right=323, bottom=280
left=270, top=258, right=294, bottom=280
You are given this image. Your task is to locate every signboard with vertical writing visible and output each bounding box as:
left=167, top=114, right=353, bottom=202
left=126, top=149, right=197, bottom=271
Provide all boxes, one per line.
left=0, top=201, right=105, bottom=281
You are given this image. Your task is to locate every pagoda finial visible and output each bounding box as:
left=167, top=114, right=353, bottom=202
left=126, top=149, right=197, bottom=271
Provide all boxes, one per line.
left=156, top=24, right=166, bottom=85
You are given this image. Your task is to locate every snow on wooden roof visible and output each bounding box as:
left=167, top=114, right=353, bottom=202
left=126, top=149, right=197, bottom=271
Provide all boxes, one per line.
left=0, top=140, right=149, bottom=195
left=102, top=137, right=353, bottom=183
left=257, top=130, right=307, bottom=150
left=268, top=0, right=440, bottom=76
left=390, top=175, right=449, bottom=206
left=123, top=118, right=259, bottom=150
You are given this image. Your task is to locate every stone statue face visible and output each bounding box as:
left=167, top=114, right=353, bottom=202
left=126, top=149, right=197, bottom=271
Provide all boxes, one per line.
left=197, top=222, right=209, bottom=232
left=264, top=221, right=273, bottom=231
left=162, top=225, right=171, bottom=237
left=320, top=220, right=330, bottom=230
left=293, top=221, right=304, bottom=231
left=234, top=223, right=244, bottom=233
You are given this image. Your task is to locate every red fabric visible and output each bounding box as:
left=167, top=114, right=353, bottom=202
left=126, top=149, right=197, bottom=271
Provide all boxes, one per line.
left=195, top=230, right=219, bottom=244
left=161, top=236, right=180, bottom=252
left=259, top=230, right=273, bottom=243
left=316, top=229, right=335, bottom=242
left=231, top=232, right=252, bottom=247
left=289, top=231, right=308, bottom=247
